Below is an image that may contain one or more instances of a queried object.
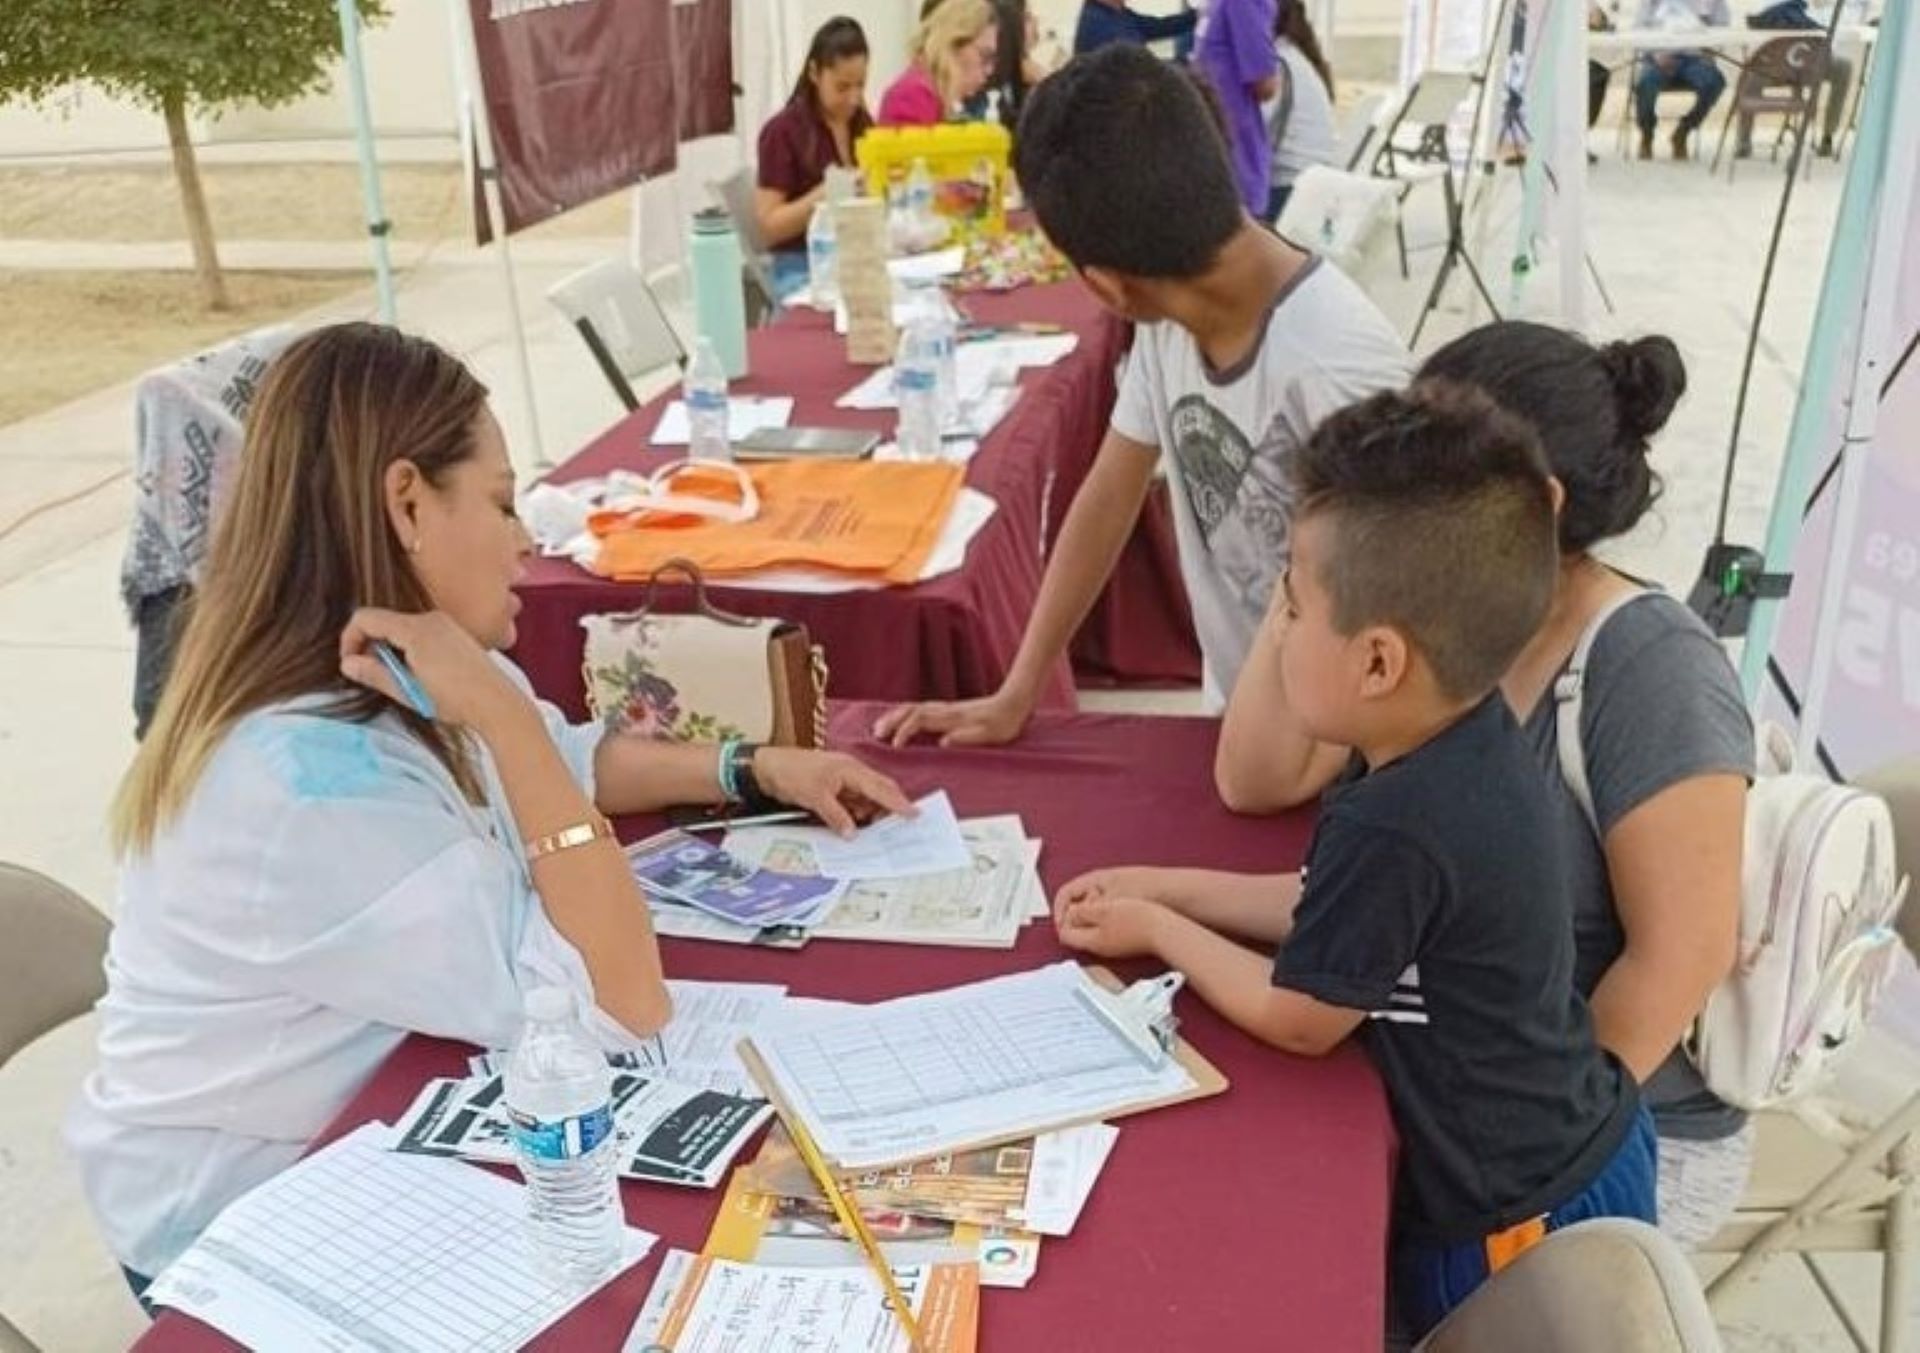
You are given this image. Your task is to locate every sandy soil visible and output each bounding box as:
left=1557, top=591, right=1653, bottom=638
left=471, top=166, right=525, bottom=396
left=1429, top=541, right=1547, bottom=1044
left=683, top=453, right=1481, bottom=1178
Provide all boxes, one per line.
left=0, top=270, right=368, bottom=426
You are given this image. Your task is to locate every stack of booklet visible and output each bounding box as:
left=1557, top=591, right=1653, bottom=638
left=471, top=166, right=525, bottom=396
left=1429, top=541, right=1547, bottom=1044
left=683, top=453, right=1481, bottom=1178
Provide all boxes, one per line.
left=629, top=792, right=1050, bottom=950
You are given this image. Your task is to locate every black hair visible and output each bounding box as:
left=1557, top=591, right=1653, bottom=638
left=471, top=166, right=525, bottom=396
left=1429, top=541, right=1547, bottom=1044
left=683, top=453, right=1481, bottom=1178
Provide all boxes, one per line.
left=988, top=0, right=1030, bottom=127
left=1290, top=380, right=1559, bottom=701
left=1418, top=321, right=1686, bottom=555
left=791, top=16, right=870, bottom=111
left=1275, top=0, right=1335, bottom=96
left=1012, top=44, right=1243, bottom=279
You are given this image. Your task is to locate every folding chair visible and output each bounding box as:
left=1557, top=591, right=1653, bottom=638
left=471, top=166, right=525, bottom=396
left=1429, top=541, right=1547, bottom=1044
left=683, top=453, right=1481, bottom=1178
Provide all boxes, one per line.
left=0, top=863, right=111, bottom=1351
left=547, top=259, right=687, bottom=412
left=1710, top=34, right=1831, bottom=180
left=1368, top=70, right=1501, bottom=344
left=707, top=167, right=779, bottom=327
left=1701, top=755, right=1920, bottom=1353
left=1415, top=1219, right=1724, bottom=1352
left=1337, top=91, right=1391, bottom=173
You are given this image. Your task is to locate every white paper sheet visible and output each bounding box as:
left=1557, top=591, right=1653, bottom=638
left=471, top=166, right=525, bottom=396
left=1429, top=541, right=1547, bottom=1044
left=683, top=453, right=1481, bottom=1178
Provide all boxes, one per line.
left=802, top=791, right=971, bottom=880
left=1017, top=1122, right=1121, bottom=1236
left=888, top=246, right=967, bottom=283
left=149, top=1123, right=655, bottom=1353
left=748, top=963, right=1195, bottom=1169
left=627, top=1251, right=975, bottom=1353
left=650, top=396, right=795, bottom=447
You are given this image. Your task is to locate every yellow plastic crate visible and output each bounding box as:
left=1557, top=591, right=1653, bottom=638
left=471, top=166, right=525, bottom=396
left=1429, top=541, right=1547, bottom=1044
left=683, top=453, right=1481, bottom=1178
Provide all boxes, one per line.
left=855, top=122, right=1012, bottom=238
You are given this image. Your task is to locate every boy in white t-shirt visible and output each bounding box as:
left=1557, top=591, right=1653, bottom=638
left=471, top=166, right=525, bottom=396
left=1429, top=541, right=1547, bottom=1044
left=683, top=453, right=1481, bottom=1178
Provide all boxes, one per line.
left=875, top=44, right=1408, bottom=746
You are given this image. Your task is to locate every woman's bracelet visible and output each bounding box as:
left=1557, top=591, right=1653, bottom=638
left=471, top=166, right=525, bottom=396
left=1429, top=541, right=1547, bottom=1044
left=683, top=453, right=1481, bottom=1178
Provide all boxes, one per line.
left=717, top=736, right=745, bottom=802
left=524, top=813, right=615, bottom=863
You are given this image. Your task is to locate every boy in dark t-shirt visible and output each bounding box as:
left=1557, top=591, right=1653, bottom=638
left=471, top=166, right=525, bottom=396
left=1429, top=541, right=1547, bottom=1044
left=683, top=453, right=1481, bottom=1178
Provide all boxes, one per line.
left=1053, top=382, right=1656, bottom=1336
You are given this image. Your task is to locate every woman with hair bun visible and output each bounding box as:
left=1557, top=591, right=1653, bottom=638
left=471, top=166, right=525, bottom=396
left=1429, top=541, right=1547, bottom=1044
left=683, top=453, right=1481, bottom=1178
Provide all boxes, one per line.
left=1211, top=321, right=1755, bottom=1248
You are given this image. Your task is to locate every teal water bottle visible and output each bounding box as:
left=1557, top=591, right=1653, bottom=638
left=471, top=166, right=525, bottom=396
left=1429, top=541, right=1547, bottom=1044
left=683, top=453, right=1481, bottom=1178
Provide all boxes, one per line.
left=688, top=208, right=750, bottom=380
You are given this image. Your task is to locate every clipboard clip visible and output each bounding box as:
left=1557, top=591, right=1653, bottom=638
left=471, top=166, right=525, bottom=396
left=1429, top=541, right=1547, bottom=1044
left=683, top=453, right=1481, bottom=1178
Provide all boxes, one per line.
left=1077, top=971, right=1185, bottom=1068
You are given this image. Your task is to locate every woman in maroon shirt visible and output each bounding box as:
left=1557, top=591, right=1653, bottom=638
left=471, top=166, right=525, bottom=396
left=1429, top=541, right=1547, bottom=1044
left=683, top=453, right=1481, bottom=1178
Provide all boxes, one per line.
left=756, top=16, right=873, bottom=263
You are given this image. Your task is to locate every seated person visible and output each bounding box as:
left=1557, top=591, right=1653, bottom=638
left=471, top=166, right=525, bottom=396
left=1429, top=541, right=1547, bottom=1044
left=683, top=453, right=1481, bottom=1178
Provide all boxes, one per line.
left=1074, top=0, right=1199, bottom=55
left=1263, top=0, right=1338, bottom=221
left=970, top=0, right=1060, bottom=128
left=756, top=17, right=873, bottom=295
left=1052, top=382, right=1656, bottom=1338
left=1632, top=0, right=1730, bottom=160
left=880, top=0, right=1000, bottom=126
left=72, top=323, right=910, bottom=1306
left=875, top=45, right=1407, bottom=747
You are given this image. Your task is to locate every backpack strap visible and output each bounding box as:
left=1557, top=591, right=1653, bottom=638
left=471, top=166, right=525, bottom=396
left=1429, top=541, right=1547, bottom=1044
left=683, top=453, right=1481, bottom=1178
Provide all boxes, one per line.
left=1552, top=590, right=1663, bottom=835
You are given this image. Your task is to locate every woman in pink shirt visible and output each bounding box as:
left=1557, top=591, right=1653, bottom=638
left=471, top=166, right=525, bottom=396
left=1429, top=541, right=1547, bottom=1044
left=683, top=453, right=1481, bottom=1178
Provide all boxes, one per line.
left=879, top=0, right=1000, bottom=126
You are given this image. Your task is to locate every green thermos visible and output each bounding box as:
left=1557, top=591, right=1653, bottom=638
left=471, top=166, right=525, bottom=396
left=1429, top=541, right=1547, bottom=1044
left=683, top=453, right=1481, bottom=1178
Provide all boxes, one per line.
left=688, top=208, right=750, bottom=380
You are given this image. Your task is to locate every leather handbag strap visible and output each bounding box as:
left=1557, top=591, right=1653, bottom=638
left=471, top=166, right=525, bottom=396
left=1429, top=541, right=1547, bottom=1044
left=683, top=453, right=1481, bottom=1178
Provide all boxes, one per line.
left=611, top=557, right=761, bottom=628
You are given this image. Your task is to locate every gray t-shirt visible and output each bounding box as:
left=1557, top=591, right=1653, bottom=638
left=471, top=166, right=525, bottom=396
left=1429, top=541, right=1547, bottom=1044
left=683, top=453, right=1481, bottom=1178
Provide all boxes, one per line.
left=1520, top=591, right=1755, bottom=1140
left=1110, top=256, right=1411, bottom=706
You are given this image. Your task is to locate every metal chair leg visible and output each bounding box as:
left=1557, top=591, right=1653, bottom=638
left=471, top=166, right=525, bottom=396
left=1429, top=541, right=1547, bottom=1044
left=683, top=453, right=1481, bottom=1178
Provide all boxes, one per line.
left=1883, top=1135, right=1917, bottom=1353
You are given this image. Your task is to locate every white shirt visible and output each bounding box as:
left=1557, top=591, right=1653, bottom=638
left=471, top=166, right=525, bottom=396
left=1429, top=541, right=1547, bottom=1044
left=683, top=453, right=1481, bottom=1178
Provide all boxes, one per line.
left=1266, top=42, right=1339, bottom=188
left=1110, top=257, right=1410, bottom=707
left=67, top=660, right=641, bottom=1277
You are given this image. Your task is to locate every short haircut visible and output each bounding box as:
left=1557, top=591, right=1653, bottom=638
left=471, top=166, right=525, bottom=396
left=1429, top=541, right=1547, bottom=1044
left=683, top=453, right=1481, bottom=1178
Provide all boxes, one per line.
left=1290, top=381, right=1559, bottom=701
left=1012, top=44, right=1243, bottom=278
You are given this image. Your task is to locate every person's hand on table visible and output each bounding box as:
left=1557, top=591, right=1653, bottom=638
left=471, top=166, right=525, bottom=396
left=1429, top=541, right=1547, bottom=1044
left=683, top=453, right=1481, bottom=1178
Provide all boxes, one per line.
left=1054, top=891, right=1169, bottom=961
left=871, top=687, right=1035, bottom=749
left=752, top=747, right=915, bottom=837
left=1052, top=867, right=1181, bottom=927
left=339, top=608, right=528, bottom=733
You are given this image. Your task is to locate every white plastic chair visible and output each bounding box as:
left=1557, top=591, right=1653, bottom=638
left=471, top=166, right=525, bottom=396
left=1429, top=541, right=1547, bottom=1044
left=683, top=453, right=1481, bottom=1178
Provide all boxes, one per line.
left=707, top=167, right=779, bottom=326
left=547, top=260, right=687, bottom=412
left=1701, top=756, right=1920, bottom=1353
left=1415, top=1219, right=1724, bottom=1352
left=1337, top=90, right=1392, bottom=172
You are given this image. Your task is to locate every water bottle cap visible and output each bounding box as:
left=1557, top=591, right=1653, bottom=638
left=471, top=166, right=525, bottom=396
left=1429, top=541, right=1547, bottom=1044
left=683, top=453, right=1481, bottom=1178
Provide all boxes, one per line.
left=525, top=986, right=573, bottom=1022
left=691, top=208, right=733, bottom=235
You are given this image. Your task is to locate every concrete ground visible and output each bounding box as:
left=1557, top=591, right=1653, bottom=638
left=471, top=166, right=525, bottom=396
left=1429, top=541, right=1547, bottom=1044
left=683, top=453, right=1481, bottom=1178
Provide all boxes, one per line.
left=3, top=113, right=1918, bottom=1350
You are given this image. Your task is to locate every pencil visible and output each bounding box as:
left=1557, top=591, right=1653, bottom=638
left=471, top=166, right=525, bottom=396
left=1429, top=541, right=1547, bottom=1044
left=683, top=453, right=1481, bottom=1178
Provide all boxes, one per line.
left=781, top=1109, right=926, bottom=1351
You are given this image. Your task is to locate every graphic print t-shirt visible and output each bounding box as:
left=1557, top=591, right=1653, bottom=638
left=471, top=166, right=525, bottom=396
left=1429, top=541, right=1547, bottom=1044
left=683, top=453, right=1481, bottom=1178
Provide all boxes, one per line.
left=1110, top=257, right=1410, bottom=704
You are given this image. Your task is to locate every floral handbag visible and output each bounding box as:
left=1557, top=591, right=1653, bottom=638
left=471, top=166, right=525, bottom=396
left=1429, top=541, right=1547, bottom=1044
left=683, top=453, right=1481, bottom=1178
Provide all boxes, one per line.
left=579, top=559, right=828, bottom=748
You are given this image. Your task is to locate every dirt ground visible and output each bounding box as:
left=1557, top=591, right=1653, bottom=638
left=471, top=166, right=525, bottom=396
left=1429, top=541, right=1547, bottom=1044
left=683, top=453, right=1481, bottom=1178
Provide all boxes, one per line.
left=0, top=161, right=632, bottom=426
left=0, top=270, right=367, bottom=426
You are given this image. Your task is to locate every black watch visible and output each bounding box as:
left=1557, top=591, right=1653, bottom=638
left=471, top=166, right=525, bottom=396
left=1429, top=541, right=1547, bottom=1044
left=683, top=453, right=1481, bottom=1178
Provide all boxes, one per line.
left=728, top=741, right=765, bottom=805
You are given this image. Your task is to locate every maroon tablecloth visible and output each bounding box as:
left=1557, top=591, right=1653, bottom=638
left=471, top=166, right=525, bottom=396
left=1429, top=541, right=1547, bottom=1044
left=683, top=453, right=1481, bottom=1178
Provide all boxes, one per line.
left=510, top=282, right=1200, bottom=723
left=138, top=706, right=1390, bottom=1352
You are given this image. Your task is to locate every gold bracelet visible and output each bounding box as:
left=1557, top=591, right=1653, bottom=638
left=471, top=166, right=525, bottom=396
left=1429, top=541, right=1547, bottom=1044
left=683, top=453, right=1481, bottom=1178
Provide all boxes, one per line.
left=524, top=814, right=614, bottom=863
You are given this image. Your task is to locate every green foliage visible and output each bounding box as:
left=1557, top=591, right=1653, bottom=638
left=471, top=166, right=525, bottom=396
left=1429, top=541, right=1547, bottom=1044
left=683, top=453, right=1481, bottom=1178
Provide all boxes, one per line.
left=0, top=0, right=390, bottom=113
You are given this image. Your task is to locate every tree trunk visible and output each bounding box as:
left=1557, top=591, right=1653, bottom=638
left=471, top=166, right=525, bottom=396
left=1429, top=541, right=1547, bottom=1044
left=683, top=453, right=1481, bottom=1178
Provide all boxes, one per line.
left=161, top=92, right=230, bottom=312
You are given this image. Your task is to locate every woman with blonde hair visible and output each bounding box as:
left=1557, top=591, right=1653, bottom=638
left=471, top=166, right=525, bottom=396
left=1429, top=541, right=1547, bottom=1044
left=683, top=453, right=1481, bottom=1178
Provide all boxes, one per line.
left=879, top=0, right=1001, bottom=125
left=72, top=323, right=910, bottom=1303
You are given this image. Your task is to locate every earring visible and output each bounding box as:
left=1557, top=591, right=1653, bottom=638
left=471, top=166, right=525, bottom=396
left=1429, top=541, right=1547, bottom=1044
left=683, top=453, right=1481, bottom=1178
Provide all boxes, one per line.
left=408, top=538, right=422, bottom=555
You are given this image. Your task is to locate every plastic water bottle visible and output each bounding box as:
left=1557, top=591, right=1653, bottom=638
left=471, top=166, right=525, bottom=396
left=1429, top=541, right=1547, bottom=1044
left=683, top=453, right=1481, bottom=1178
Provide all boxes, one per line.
left=895, top=321, right=942, bottom=462
left=907, top=157, right=935, bottom=231
left=504, top=987, right=622, bottom=1286
left=925, top=299, right=959, bottom=425
left=684, top=337, right=731, bottom=462
left=806, top=203, right=840, bottom=313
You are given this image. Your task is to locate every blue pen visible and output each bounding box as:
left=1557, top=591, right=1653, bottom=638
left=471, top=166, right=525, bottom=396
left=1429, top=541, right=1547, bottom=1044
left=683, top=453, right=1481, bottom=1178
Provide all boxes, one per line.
left=372, top=642, right=436, bottom=720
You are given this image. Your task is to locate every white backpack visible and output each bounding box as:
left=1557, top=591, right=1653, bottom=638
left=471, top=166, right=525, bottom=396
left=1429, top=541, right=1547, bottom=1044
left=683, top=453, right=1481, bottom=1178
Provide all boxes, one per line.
left=1554, top=591, right=1910, bottom=1111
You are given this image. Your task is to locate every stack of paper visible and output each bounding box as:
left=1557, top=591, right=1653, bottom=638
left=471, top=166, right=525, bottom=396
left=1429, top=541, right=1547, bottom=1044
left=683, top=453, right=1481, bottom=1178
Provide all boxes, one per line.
left=741, top=1120, right=1118, bottom=1239
left=837, top=198, right=896, bottom=365
left=650, top=395, right=794, bottom=448
left=722, top=808, right=1049, bottom=950
left=628, top=1251, right=980, bottom=1353
left=626, top=831, right=847, bottom=930
left=151, top=1124, right=656, bottom=1353
left=747, top=963, right=1201, bottom=1170
left=390, top=1067, right=771, bottom=1189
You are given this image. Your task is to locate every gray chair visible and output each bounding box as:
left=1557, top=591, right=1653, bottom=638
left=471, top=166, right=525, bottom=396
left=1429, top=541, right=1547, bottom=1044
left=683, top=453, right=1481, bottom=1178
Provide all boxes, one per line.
left=1415, top=1219, right=1724, bottom=1352
left=1702, top=757, right=1920, bottom=1353
left=707, top=168, right=779, bottom=327
left=0, top=863, right=111, bottom=1353
left=547, top=260, right=688, bottom=412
